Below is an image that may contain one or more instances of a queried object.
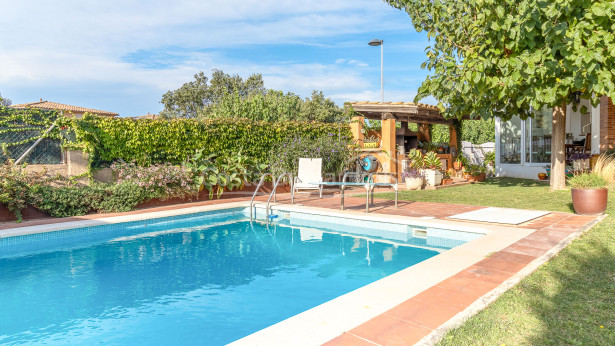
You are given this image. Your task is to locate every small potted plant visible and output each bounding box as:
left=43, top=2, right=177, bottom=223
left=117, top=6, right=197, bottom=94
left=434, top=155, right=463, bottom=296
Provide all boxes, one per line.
left=402, top=168, right=425, bottom=190
left=453, top=156, right=464, bottom=171
left=466, top=164, right=486, bottom=182
left=363, top=135, right=380, bottom=149
left=568, top=154, right=613, bottom=215
left=441, top=170, right=453, bottom=185
left=422, top=151, right=443, bottom=186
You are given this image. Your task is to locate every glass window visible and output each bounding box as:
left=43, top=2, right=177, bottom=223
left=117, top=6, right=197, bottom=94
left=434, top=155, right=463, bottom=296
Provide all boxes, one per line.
left=525, top=107, right=552, bottom=163
left=500, top=116, right=522, bottom=164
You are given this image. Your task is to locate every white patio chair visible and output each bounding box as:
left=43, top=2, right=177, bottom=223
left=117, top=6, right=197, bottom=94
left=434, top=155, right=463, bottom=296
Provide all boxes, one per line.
left=293, top=158, right=323, bottom=199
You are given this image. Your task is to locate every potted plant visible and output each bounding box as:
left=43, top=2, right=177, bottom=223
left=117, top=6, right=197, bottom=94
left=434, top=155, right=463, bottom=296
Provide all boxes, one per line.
left=441, top=170, right=453, bottom=185
left=422, top=151, right=443, bottom=186
left=466, top=164, right=486, bottom=182
left=568, top=152, right=591, bottom=171
left=453, top=156, right=464, bottom=171
left=363, top=135, right=380, bottom=149
left=402, top=168, right=425, bottom=190
left=568, top=154, right=613, bottom=215
left=407, top=149, right=424, bottom=169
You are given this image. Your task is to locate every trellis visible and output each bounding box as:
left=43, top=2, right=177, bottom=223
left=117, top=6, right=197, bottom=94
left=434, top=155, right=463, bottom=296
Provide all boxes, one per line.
left=0, top=106, right=65, bottom=164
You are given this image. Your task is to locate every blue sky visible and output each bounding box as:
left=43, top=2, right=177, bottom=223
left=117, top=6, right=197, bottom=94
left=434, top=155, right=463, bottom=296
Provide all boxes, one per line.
left=1, top=0, right=434, bottom=117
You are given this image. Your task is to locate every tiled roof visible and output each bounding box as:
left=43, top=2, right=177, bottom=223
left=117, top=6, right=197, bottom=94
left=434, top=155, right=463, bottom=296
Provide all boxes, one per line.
left=11, top=100, right=118, bottom=117
left=133, top=113, right=159, bottom=119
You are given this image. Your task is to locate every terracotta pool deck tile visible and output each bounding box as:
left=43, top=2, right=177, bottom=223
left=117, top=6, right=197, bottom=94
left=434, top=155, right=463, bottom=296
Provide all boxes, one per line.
left=489, top=250, right=537, bottom=264
left=501, top=244, right=548, bottom=257
left=474, top=256, right=529, bottom=274
left=409, top=286, right=484, bottom=312
left=514, top=238, right=560, bottom=250
left=462, top=265, right=514, bottom=284
left=349, top=314, right=432, bottom=346
left=385, top=299, right=459, bottom=329
left=323, top=332, right=378, bottom=346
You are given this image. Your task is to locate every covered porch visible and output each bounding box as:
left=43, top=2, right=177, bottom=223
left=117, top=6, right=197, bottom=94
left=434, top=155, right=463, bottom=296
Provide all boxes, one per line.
left=348, top=101, right=472, bottom=181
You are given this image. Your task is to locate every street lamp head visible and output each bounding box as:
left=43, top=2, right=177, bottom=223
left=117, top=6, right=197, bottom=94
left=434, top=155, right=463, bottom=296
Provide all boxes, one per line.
left=368, top=39, right=383, bottom=46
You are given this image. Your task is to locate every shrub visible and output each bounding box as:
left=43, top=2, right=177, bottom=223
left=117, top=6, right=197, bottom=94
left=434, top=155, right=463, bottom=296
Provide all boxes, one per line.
left=29, top=185, right=93, bottom=218
left=184, top=150, right=267, bottom=198
left=466, top=164, right=486, bottom=176
left=111, top=162, right=197, bottom=199
left=28, top=181, right=156, bottom=217
left=592, top=154, right=615, bottom=183
left=268, top=135, right=353, bottom=177
left=0, top=162, right=48, bottom=222
left=568, top=173, right=607, bottom=189
left=89, top=181, right=154, bottom=213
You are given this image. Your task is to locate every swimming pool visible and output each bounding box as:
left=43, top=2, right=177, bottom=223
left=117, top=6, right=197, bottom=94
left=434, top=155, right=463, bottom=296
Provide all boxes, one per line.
left=0, top=207, right=483, bottom=345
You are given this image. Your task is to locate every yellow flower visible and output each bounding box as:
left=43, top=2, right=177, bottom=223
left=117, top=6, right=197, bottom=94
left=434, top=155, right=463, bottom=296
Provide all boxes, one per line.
left=600, top=325, right=604, bottom=328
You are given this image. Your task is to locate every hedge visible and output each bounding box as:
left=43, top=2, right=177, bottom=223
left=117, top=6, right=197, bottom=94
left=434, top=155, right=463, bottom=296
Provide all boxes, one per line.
left=62, top=115, right=351, bottom=168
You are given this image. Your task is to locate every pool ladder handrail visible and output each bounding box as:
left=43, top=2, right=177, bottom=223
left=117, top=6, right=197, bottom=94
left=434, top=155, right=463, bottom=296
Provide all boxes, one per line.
left=265, top=173, right=293, bottom=224
left=250, top=173, right=274, bottom=221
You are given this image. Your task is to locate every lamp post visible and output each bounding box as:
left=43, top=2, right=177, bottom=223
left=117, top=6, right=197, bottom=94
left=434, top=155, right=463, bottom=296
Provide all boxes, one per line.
left=368, top=39, right=383, bottom=102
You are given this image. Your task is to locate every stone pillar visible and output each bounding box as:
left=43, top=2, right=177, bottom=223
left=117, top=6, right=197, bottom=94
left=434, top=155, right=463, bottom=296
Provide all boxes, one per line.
left=381, top=113, right=397, bottom=180
left=67, top=150, right=89, bottom=177
left=350, top=116, right=365, bottom=146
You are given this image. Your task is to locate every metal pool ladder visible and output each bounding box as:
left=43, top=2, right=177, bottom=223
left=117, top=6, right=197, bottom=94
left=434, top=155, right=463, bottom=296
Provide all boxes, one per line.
left=249, top=173, right=293, bottom=222
left=250, top=173, right=273, bottom=221
left=265, top=173, right=293, bottom=224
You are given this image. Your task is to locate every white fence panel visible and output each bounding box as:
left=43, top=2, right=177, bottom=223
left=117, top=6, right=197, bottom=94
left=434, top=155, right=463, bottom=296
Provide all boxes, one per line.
left=461, top=141, right=495, bottom=165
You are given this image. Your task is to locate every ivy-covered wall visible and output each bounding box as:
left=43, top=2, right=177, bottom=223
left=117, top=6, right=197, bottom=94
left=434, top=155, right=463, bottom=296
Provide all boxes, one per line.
left=62, top=115, right=351, bottom=168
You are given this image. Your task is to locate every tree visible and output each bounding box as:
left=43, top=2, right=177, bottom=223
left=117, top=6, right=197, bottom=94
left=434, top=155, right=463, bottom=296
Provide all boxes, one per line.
left=160, top=70, right=266, bottom=119
left=385, top=0, right=615, bottom=190
left=301, top=90, right=343, bottom=123
left=0, top=93, right=11, bottom=107
left=160, top=70, right=344, bottom=123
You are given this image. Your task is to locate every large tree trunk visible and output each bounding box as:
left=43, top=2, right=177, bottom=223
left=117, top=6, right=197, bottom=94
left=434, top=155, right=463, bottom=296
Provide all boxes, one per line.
left=550, top=105, right=567, bottom=190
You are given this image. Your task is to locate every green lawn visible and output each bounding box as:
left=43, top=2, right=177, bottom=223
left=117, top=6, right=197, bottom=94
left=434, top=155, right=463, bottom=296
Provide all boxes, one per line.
left=377, top=178, right=615, bottom=345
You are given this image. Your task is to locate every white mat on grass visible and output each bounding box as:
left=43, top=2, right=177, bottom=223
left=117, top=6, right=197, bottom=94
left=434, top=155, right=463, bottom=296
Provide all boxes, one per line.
left=448, top=207, right=550, bottom=225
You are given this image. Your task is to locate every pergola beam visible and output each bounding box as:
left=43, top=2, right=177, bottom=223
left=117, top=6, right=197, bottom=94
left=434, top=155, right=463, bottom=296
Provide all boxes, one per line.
left=349, top=101, right=471, bottom=125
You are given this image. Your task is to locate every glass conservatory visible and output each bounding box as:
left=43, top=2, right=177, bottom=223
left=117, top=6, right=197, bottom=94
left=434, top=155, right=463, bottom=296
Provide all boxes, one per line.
left=495, top=99, right=601, bottom=179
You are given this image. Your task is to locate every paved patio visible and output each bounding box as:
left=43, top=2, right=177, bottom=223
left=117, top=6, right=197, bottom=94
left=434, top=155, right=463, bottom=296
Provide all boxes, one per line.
left=0, top=190, right=603, bottom=345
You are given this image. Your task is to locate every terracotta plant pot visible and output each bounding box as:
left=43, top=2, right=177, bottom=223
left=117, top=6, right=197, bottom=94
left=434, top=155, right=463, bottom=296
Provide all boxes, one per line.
left=467, top=173, right=486, bottom=182
left=441, top=178, right=453, bottom=185
left=453, top=162, right=462, bottom=170
left=537, top=173, right=548, bottom=180
left=571, top=188, right=608, bottom=215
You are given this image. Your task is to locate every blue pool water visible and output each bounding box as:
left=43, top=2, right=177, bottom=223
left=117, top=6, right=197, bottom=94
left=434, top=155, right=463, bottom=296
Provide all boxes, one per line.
left=0, top=209, right=475, bottom=345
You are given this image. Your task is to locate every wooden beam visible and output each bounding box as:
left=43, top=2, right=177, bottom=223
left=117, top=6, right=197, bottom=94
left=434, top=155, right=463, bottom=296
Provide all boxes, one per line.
left=381, top=112, right=396, bottom=120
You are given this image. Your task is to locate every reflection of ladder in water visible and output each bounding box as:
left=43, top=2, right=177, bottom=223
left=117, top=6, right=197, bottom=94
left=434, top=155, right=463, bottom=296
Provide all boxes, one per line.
left=249, top=173, right=293, bottom=222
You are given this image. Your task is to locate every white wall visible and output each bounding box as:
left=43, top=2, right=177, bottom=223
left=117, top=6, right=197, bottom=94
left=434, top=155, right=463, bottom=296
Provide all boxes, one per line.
left=495, top=164, right=547, bottom=180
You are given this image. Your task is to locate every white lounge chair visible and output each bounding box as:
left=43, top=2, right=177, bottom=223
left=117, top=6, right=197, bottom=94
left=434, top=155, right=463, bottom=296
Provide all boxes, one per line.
left=292, top=158, right=323, bottom=199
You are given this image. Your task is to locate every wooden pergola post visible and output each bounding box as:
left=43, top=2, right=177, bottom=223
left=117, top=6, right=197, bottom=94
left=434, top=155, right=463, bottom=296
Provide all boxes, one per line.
left=449, top=123, right=459, bottom=151
left=381, top=113, right=397, bottom=179
left=417, top=123, right=431, bottom=142
left=350, top=115, right=365, bottom=147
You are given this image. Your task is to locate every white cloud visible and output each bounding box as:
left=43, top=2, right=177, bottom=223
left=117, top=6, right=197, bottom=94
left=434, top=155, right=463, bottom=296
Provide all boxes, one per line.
left=0, top=0, right=429, bottom=115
